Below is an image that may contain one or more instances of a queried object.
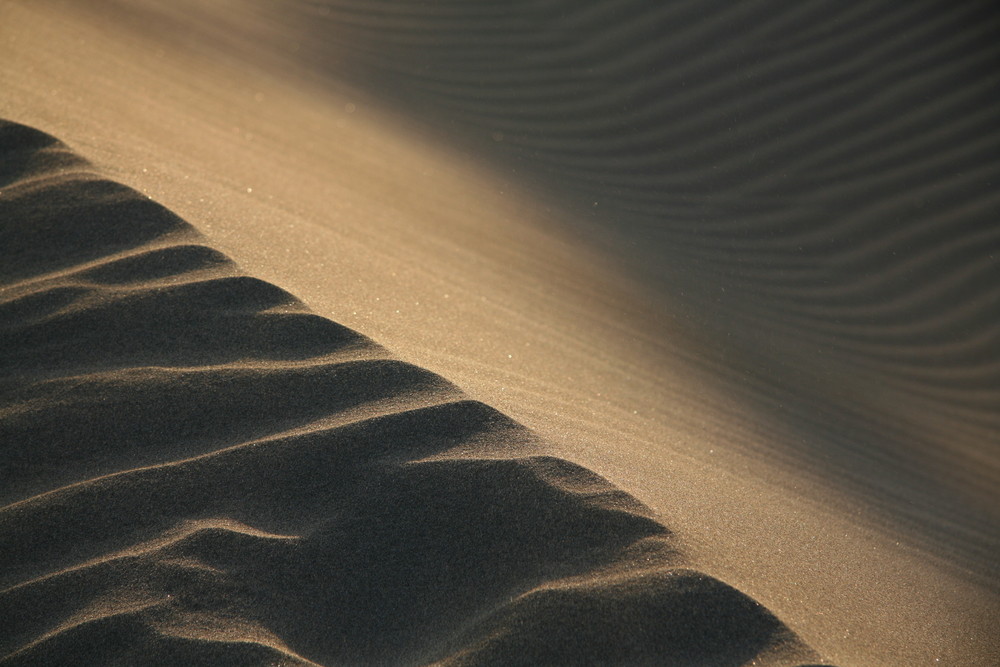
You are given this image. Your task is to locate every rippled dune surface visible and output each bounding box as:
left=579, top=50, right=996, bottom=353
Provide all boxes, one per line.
left=0, top=121, right=822, bottom=665
left=1, top=1, right=998, bottom=665
left=279, top=0, right=1000, bottom=555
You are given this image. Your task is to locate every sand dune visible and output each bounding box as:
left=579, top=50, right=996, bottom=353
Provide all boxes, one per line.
left=1, top=1, right=998, bottom=665
left=270, top=0, right=1000, bottom=571
left=0, top=121, right=822, bottom=665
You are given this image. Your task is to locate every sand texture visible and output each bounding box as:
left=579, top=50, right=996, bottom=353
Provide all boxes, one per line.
left=0, top=121, right=821, bottom=665
left=1, top=1, right=998, bottom=665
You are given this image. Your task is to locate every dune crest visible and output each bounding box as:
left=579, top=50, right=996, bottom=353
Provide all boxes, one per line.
left=0, top=120, right=825, bottom=665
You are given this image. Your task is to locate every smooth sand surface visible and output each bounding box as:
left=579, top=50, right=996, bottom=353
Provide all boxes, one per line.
left=1, top=2, right=998, bottom=665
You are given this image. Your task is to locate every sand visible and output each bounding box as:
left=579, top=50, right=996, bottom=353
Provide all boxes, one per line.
left=1, top=1, right=998, bottom=665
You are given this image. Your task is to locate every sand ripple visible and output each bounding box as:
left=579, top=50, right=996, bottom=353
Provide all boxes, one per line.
left=0, top=120, right=824, bottom=665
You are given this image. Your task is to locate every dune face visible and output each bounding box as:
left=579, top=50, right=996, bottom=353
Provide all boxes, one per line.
left=275, top=0, right=1000, bottom=573
left=0, top=121, right=823, bottom=665
left=2, top=1, right=999, bottom=665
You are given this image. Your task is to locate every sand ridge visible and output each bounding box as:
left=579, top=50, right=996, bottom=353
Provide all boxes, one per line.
left=271, top=0, right=1000, bottom=573
left=0, top=120, right=825, bottom=665
left=2, top=2, right=998, bottom=664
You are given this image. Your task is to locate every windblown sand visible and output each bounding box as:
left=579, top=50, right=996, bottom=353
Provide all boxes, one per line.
left=1, top=2, right=997, bottom=665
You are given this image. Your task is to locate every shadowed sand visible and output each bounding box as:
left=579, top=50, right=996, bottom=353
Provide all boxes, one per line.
left=280, top=0, right=1000, bottom=570
left=0, top=121, right=824, bottom=665
left=2, top=2, right=999, bottom=665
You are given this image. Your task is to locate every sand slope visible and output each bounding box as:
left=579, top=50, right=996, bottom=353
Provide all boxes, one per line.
left=0, top=121, right=824, bottom=665
left=275, top=0, right=1000, bottom=574
left=2, top=2, right=998, bottom=664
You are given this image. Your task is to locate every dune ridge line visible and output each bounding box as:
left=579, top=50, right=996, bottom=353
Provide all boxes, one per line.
left=0, top=120, right=827, bottom=665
